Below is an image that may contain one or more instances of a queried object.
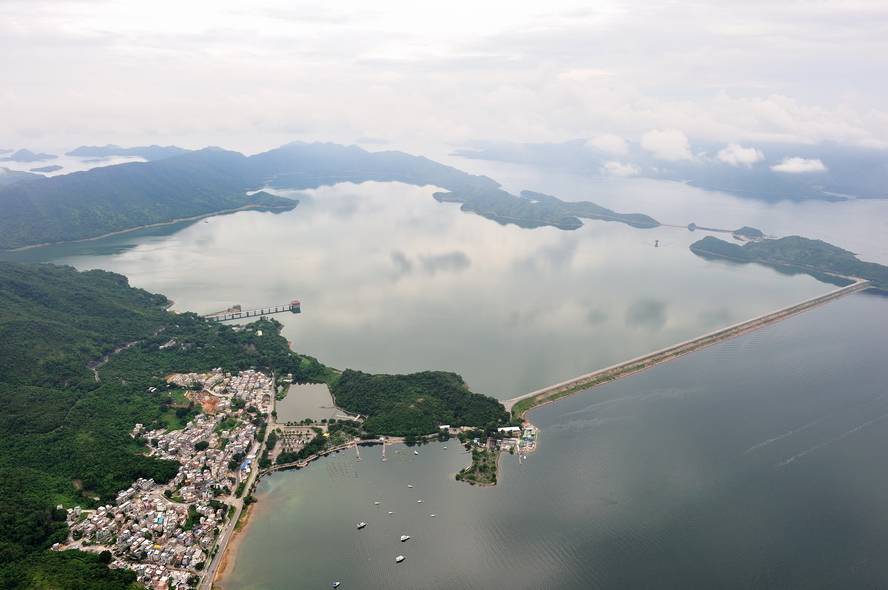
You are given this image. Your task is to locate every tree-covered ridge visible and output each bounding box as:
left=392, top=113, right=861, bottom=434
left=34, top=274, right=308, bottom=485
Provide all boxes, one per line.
left=690, top=235, right=888, bottom=290
left=330, top=369, right=509, bottom=436
left=0, top=141, right=658, bottom=250
left=0, top=262, right=327, bottom=589
left=0, top=148, right=297, bottom=250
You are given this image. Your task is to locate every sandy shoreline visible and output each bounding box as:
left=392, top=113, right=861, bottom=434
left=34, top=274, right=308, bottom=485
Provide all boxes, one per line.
left=213, top=496, right=266, bottom=589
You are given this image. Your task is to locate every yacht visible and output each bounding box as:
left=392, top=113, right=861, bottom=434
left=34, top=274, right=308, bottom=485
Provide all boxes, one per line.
left=400, top=534, right=410, bottom=542
left=356, top=522, right=367, bottom=530
left=395, top=555, right=406, bottom=563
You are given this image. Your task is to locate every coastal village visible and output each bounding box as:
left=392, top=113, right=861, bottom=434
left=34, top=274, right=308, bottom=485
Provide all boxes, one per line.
left=53, top=369, right=276, bottom=590
left=51, top=362, right=539, bottom=589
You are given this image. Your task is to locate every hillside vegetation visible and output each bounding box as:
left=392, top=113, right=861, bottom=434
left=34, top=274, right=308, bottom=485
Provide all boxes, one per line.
left=331, top=370, right=509, bottom=436
left=0, top=262, right=327, bottom=588
left=0, top=261, right=507, bottom=586
left=0, top=142, right=657, bottom=250
left=690, top=235, right=888, bottom=290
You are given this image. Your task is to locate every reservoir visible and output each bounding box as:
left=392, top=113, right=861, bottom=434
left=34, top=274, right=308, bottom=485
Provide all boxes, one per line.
left=275, top=383, right=341, bottom=423
left=1, top=177, right=840, bottom=397
left=222, top=290, right=888, bottom=589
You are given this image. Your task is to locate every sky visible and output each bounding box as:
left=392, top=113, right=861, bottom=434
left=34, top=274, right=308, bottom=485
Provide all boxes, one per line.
left=2, top=0, right=888, bottom=155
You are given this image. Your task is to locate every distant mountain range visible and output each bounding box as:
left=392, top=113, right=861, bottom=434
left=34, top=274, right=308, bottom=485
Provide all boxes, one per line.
left=0, top=142, right=657, bottom=250
left=66, top=144, right=190, bottom=161
left=453, top=139, right=888, bottom=202
left=1, top=148, right=57, bottom=163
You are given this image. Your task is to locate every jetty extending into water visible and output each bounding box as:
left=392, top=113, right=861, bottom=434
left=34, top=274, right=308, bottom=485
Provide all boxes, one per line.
left=505, top=279, right=872, bottom=418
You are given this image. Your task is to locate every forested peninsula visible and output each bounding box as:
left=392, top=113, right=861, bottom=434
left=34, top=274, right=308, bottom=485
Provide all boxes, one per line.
left=690, top=235, right=888, bottom=290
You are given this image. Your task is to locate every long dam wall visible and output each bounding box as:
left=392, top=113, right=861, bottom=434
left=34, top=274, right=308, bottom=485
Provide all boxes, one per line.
left=505, top=279, right=872, bottom=417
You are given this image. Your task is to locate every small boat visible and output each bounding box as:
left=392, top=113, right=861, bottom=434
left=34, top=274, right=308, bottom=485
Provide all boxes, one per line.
left=400, top=534, right=410, bottom=542
left=356, top=522, right=367, bottom=529
left=332, top=583, right=341, bottom=589
left=416, top=499, right=423, bottom=503
left=407, top=484, right=414, bottom=488
left=429, top=514, right=436, bottom=517
left=395, top=555, right=405, bottom=563
left=443, top=446, right=447, bottom=449
left=388, top=511, right=394, bottom=515
left=413, top=450, right=419, bottom=455
left=374, top=501, right=381, bottom=505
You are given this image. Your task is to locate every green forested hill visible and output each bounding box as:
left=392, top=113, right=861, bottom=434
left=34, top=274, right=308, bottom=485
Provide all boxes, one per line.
left=0, top=142, right=658, bottom=250
left=0, top=148, right=296, bottom=250
left=331, top=369, right=508, bottom=436
left=0, top=262, right=327, bottom=589
left=690, top=235, right=888, bottom=290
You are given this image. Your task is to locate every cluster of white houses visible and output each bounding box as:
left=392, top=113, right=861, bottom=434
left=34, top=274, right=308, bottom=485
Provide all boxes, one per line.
left=55, top=369, right=275, bottom=589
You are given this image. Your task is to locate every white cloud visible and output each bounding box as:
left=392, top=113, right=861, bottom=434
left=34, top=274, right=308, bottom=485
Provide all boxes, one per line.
left=717, top=143, right=764, bottom=166
left=640, top=129, right=693, bottom=161
left=770, top=157, right=827, bottom=173
left=585, top=134, right=628, bottom=155
left=2, top=1, right=888, bottom=152
left=602, top=160, right=640, bottom=177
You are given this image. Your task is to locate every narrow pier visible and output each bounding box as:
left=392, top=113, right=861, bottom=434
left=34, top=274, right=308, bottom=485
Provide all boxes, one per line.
left=204, top=299, right=301, bottom=322
left=505, top=279, right=871, bottom=417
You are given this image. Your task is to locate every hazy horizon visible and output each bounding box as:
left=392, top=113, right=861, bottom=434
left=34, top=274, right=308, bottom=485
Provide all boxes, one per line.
left=3, top=0, right=888, bottom=158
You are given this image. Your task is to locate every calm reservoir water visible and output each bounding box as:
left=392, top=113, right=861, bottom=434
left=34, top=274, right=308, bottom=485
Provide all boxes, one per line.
left=224, top=291, right=888, bottom=589
left=2, top=178, right=842, bottom=397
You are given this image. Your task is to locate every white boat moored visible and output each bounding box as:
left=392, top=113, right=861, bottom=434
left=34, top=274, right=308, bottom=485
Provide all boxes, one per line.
left=400, top=534, right=410, bottom=542
left=356, top=522, right=367, bottom=529
left=395, top=555, right=406, bottom=563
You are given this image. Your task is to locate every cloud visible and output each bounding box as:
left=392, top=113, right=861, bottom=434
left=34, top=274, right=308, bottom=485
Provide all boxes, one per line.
left=770, top=157, right=827, bottom=173
left=602, top=160, right=640, bottom=177
left=717, top=143, right=764, bottom=167
left=3, top=1, right=888, bottom=152
left=585, top=134, right=628, bottom=155
left=419, top=251, right=471, bottom=275
left=640, top=129, right=693, bottom=161
left=390, top=250, right=413, bottom=278
left=625, top=298, right=667, bottom=330
left=557, top=68, right=614, bottom=82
